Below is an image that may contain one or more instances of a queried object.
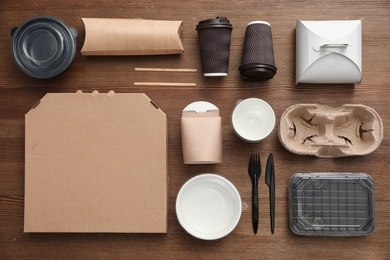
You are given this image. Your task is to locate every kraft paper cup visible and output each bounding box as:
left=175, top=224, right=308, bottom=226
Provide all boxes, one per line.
left=232, top=98, right=275, bottom=142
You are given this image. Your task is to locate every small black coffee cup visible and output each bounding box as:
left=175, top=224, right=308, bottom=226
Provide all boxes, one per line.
left=11, top=16, right=77, bottom=79
left=239, top=21, right=277, bottom=81
left=196, top=17, right=233, bottom=77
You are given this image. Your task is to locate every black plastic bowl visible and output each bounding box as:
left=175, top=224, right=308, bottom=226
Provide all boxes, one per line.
left=11, top=16, right=77, bottom=79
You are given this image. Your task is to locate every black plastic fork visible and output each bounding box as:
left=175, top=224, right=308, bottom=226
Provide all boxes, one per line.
left=248, top=154, right=261, bottom=234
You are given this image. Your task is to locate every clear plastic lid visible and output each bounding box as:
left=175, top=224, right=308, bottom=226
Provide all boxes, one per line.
left=289, top=173, right=375, bottom=236
left=11, top=16, right=77, bottom=79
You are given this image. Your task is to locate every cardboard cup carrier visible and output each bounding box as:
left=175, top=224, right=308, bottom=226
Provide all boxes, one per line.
left=279, top=104, right=384, bottom=158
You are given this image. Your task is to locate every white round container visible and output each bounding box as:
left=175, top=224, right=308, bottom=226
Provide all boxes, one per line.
left=176, top=174, right=242, bottom=240
left=232, top=98, right=275, bottom=143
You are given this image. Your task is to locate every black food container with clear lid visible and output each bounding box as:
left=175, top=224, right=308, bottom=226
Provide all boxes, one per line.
left=11, top=16, right=77, bottom=79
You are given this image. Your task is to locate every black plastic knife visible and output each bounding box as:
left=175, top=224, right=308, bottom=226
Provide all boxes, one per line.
left=265, top=153, right=275, bottom=234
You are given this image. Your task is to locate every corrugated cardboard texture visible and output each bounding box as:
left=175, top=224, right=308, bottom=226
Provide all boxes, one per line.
left=24, top=91, right=168, bottom=233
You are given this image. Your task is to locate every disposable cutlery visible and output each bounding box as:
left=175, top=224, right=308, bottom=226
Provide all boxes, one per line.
left=265, top=153, right=275, bottom=234
left=248, top=154, right=261, bottom=234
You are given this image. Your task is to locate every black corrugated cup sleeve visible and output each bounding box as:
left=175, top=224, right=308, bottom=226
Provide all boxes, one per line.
left=196, top=17, right=233, bottom=77
left=239, top=21, right=277, bottom=81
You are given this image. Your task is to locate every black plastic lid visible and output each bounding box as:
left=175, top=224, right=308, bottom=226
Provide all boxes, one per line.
left=196, top=16, right=232, bottom=30
left=239, top=64, right=277, bottom=81
left=11, top=16, right=77, bottom=79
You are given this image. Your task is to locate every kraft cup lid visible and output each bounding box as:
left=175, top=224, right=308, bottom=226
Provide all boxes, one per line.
left=232, top=98, right=276, bottom=142
left=239, top=64, right=277, bottom=81
left=196, top=16, right=232, bottom=30
left=11, top=16, right=77, bottom=79
left=176, top=174, right=242, bottom=240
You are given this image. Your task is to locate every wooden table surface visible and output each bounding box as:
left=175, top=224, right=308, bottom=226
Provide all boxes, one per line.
left=1, top=0, right=389, bottom=259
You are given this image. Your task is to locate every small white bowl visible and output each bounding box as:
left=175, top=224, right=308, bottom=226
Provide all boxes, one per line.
left=232, top=98, right=275, bottom=143
left=176, top=174, right=242, bottom=240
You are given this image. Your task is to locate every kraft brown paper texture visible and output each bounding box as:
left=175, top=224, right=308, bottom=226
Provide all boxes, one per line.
left=81, top=18, right=184, bottom=55
left=181, top=111, right=222, bottom=164
left=24, top=91, right=168, bottom=233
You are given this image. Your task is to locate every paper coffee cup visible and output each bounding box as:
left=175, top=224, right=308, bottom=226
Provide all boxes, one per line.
left=239, top=21, right=277, bottom=81
left=196, top=17, right=233, bottom=77
left=232, top=98, right=275, bottom=142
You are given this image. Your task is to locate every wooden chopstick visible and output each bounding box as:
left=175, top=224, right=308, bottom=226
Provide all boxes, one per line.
left=135, top=68, right=197, bottom=72
left=134, top=82, right=197, bottom=87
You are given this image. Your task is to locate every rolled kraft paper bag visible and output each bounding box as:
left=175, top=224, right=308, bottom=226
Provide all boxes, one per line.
left=81, top=18, right=184, bottom=55
left=181, top=111, right=222, bottom=164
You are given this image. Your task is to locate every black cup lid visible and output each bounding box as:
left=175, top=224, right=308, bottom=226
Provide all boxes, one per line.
left=196, top=16, right=232, bottom=30
left=239, top=64, right=277, bottom=81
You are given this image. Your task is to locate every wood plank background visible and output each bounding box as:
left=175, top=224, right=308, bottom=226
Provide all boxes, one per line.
left=0, top=0, right=389, bottom=259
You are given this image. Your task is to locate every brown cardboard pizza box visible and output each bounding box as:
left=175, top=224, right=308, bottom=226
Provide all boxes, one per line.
left=24, top=91, right=168, bottom=232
